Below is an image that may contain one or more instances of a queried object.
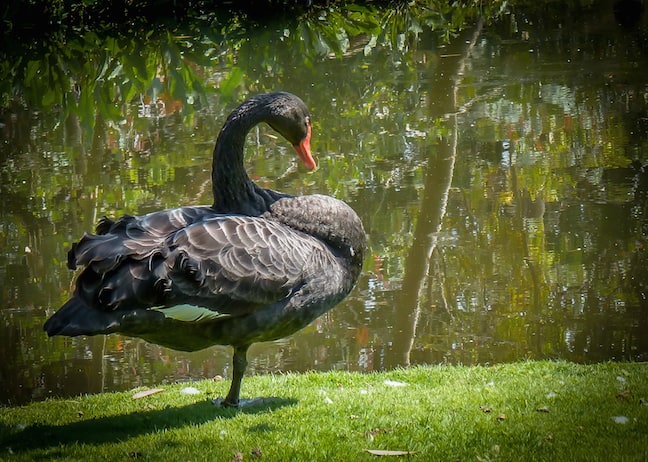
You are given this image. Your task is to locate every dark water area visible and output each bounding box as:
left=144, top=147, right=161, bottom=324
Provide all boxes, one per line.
left=1, top=0, right=648, bottom=405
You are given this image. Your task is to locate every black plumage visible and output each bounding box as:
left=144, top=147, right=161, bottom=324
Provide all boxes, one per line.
left=44, top=92, right=366, bottom=407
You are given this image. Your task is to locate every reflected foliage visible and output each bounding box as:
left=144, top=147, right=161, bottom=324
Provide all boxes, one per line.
left=2, top=0, right=648, bottom=405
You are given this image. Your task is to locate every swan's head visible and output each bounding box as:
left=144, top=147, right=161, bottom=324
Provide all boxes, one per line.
left=264, top=92, right=316, bottom=171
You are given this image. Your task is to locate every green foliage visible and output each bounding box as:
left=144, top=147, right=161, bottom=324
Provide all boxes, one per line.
left=0, top=1, right=495, bottom=138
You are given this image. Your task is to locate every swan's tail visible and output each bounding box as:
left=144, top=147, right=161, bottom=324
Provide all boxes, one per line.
left=44, top=297, right=221, bottom=352
left=43, top=298, right=119, bottom=337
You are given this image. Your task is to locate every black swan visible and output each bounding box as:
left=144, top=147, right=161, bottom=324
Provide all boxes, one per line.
left=44, top=92, right=366, bottom=407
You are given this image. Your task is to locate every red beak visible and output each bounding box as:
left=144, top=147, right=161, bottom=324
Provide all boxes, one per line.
left=293, top=120, right=316, bottom=171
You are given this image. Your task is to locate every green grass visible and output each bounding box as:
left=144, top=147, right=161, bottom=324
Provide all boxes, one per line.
left=1, top=361, right=647, bottom=461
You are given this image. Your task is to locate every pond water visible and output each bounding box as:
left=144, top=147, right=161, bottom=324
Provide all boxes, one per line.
left=2, top=0, right=648, bottom=406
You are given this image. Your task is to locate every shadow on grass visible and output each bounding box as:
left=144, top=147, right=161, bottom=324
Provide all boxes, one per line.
left=1, top=397, right=296, bottom=452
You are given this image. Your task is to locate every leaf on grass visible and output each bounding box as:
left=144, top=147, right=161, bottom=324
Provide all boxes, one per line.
left=181, top=386, right=201, bottom=395
left=364, top=449, right=417, bottom=456
left=383, top=380, right=407, bottom=387
left=230, top=451, right=244, bottom=462
left=132, top=388, right=164, bottom=400
left=616, top=390, right=632, bottom=399
left=479, top=406, right=492, bottom=413
left=251, top=447, right=262, bottom=458
left=496, top=413, right=506, bottom=421
left=536, top=407, right=550, bottom=413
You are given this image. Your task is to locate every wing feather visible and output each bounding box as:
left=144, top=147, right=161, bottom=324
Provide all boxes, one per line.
left=72, top=206, right=215, bottom=270
left=67, top=206, right=337, bottom=320
left=169, top=215, right=333, bottom=307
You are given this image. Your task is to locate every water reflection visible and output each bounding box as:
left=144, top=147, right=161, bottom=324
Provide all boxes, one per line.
left=1, top=0, right=647, bottom=405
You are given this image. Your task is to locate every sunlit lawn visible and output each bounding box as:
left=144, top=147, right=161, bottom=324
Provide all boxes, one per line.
left=1, top=361, right=647, bottom=461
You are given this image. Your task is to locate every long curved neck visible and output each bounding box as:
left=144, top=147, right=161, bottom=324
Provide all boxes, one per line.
left=211, top=100, right=287, bottom=215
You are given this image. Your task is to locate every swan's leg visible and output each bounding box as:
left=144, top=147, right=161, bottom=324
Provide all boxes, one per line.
left=221, top=345, right=249, bottom=408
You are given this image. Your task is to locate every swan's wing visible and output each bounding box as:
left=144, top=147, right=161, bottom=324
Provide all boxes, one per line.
left=67, top=212, right=334, bottom=322
left=167, top=215, right=333, bottom=310
left=70, top=206, right=215, bottom=272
